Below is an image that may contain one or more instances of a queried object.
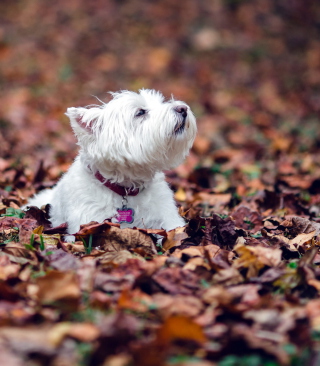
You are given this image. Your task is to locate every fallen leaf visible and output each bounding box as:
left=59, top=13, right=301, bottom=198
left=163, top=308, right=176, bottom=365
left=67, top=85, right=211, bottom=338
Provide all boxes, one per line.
left=48, top=322, right=100, bottom=346
left=207, top=214, right=239, bottom=249
left=74, top=220, right=114, bottom=237
left=152, top=267, right=200, bottom=295
left=103, top=354, right=133, bottom=366
left=157, top=315, right=207, bottom=344
left=153, top=294, right=204, bottom=318
left=2, top=243, right=38, bottom=265
left=212, top=267, right=244, bottom=286
left=97, top=250, right=144, bottom=266
left=44, top=249, right=79, bottom=271
left=118, top=288, right=153, bottom=312
left=271, top=231, right=316, bottom=251
left=99, top=226, right=157, bottom=256
left=231, top=205, right=263, bottom=232
left=234, top=243, right=282, bottom=278
left=0, top=326, right=56, bottom=356
left=0, top=254, right=20, bottom=280
left=192, top=192, right=232, bottom=207
left=162, top=226, right=188, bottom=251
left=34, top=270, right=80, bottom=308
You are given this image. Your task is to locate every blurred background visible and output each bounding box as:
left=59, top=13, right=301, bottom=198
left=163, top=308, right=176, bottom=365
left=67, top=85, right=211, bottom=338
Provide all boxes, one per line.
left=0, top=0, right=320, bottom=197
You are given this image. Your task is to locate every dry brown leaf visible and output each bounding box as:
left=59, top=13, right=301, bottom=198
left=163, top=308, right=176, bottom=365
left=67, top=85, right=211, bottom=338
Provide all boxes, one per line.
left=234, top=243, right=282, bottom=277
left=306, top=299, right=320, bottom=330
left=136, top=227, right=167, bottom=237
left=231, top=206, right=263, bottom=232
left=271, top=231, right=316, bottom=251
left=2, top=243, right=38, bottom=265
left=0, top=217, right=23, bottom=230
left=213, top=267, right=244, bottom=286
left=0, top=343, right=25, bottom=366
left=157, top=315, right=207, bottom=345
left=103, top=354, right=133, bottom=366
left=48, top=322, right=100, bottom=346
left=97, top=250, right=144, bottom=266
left=89, top=291, right=112, bottom=309
left=279, top=175, right=313, bottom=190
left=0, top=254, right=20, bottom=280
left=102, top=227, right=155, bottom=254
left=34, top=233, right=60, bottom=246
left=183, top=256, right=211, bottom=271
left=152, top=294, right=203, bottom=318
left=0, top=263, right=20, bottom=280
left=74, top=221, right=114, bottom=237
left=32, top=225, right=44, bottom=234
left=202, top=286, right=235, bottom=306
left=228, top=284, right=262, bottom=309
left=152, top=267, right=200, bottom=295
left=18, top=218, right=39, bottom=244
left=171, top=247, right=203, bottom=259
left=192, top=192, right=232, bottom=207
left=118, top=288, right=153, bottom=312
left=66, top=241, right=86, bottom=253
left=74, top=221, right=158, bottom=255
left=34, top=270, right=81, bottom=305
left=47, top=322, right=71, bottom=347
left=0, top=326, right=56, bottom=354
left=307, top=279, right=320, bottom=292
left=162, top=226, right=188, bottom=251
left=202, top=244, right=235, bottom=268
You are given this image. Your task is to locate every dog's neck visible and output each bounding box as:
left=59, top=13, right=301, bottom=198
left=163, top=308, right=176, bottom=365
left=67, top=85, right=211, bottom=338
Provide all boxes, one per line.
left=81, top=156, right=151, bottom=192
left=93, top=170, right=140, bottom=197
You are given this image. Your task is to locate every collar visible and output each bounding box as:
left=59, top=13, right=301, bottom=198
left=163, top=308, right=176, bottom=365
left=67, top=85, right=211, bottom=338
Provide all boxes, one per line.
left=94, top=170, right=140, bottom=197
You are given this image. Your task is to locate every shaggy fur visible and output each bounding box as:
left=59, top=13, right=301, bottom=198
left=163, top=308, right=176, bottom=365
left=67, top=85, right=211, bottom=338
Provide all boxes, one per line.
left=25, top=89, right=197, bottom=236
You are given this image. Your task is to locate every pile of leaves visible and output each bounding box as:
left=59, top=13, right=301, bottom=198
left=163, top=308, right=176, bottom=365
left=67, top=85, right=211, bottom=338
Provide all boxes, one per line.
left=1, top=155, right=320, bottom=365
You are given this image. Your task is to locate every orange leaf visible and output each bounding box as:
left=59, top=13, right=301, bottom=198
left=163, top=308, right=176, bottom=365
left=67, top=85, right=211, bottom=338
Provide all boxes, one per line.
left=157, top=315, right=206, bottom=345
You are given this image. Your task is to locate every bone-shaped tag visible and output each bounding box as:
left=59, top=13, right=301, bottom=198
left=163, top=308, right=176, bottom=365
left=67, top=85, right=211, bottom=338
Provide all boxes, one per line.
left=116, top=207, right=134, bottom=224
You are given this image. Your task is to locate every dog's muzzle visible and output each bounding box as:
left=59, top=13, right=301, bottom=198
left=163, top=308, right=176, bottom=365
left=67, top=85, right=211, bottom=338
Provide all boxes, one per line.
left=174, top=105, right=188, bottom=134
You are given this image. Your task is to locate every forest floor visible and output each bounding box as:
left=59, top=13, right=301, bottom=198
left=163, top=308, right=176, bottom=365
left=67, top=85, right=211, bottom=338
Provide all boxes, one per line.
left=1, top=1, right=320, bottom=365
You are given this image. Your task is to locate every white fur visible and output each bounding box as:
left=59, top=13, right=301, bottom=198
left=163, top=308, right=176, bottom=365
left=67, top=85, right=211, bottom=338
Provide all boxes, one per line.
left=25, top=89, right=197, bottom=236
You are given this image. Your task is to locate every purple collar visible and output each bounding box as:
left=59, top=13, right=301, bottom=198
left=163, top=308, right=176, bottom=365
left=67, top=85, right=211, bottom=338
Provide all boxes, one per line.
left=94, top=170, right=140, bottom=197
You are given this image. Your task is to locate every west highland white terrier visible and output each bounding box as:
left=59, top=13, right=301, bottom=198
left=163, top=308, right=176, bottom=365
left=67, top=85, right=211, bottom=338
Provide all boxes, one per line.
left=25, top=89, right=197, bottom=235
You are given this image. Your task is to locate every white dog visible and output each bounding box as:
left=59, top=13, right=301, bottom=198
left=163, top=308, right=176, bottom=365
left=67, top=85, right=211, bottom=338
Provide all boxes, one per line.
left=25, top=89, right=197, bottom=235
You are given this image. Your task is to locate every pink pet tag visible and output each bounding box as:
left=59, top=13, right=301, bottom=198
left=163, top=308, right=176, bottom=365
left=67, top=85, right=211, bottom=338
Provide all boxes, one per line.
left=116, top=195, right=134, bottom=224
left=116, top=207, right=134, bottom=224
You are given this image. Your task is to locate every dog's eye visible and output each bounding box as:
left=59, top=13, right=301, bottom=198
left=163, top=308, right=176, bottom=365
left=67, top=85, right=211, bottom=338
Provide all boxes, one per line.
left=135, top=109, right=147, bottom=117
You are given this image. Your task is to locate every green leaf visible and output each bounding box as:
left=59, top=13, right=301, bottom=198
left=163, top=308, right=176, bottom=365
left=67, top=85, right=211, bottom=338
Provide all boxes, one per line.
left=81, top=234, right=93, bottom=254
left=283, top=343, right=297, bottom=356
left=24, top=244, right=35, bottom=251
left=251, top=232, right=262, bottom=238
left=287, top=261, right=298, bottom=269
left=39, top=235, right=45, bottom=251
left=31, top=271, right=46, bottom=279
left=200, top=278, right=211, bottom=288
left=1, top=207, right=25, bottom=219
left=218, top=355, right=238, bottom=366
left=4, top=185, right=12, bottom=192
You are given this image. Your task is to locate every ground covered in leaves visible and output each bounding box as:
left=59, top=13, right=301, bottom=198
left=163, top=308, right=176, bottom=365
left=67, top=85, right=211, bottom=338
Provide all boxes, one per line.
left=1, top=1, right=320, bottom=366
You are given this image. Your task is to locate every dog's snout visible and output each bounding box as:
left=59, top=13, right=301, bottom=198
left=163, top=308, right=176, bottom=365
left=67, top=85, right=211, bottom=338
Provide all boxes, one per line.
left=175, top=105, right=188, bottom=118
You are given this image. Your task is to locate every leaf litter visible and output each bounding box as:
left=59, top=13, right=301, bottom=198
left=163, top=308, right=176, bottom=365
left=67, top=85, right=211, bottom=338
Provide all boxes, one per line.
left=1, top=166, right=320, bottom=365
left=1, top=1, right=320, bottom=365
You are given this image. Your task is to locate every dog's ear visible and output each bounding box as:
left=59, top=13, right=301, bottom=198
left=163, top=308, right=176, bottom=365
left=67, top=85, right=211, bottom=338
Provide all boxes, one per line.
left=65, top=107, right=100, bottom=134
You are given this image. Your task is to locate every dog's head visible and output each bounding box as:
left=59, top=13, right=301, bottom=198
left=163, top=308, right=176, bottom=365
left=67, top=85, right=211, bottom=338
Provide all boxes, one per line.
left=66, top=89, right=197, bottom=184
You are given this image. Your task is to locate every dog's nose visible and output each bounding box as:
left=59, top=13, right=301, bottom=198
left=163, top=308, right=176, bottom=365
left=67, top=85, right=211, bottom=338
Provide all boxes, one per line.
left=175, top=105, right=188, bottom=118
